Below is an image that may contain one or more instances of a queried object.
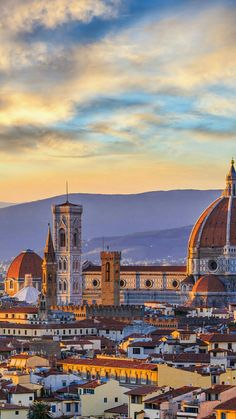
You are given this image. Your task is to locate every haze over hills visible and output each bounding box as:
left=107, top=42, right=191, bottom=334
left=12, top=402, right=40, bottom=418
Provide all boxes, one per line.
left=0, top=202, right=14, bottom=209
left=83, top=225, right=192, bottom=264
left=0, top=189, right=221, bottom=261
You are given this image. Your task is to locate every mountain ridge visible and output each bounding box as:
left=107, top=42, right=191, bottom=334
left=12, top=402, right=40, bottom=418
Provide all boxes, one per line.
left=0, top=189, right=221, bottom=261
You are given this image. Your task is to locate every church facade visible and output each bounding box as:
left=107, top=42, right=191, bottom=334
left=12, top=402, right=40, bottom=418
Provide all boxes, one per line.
left=5, top=160, right=236, bottom=308
left=183, top=159, right=236, bottom=307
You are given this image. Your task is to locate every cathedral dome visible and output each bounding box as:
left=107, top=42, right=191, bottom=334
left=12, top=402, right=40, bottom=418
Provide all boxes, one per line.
left=7, top=249, right=42, bottom=280
left=192, top=274, right=226, bottom=293
left=189, top=160, right=236, bottom=249
left=187, top=160, right=236, bottom=278
left=188, top=196, right=236, bottom=248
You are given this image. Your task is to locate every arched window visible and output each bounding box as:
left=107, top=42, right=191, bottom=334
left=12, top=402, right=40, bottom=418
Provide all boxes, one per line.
left=9, top=280, right=14, bottom=290
left=63, top=281, right=67, bottom=292
left=105, top=262, right=110, bottom=281
left=73, top=229, right=78, bottom=248
left=59, top=260, right=62, bottom=271
left=59, top=281, right=62, bottom=291
left=59, top=228, right=66, bottom=248
left=63, top=260, right=67, bottom=271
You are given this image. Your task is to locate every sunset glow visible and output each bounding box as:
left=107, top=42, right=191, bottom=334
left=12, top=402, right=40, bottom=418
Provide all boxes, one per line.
left=0, top=0, right=235, bottom=201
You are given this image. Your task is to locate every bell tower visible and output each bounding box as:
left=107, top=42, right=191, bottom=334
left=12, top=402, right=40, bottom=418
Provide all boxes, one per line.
left=42, top=224, right=57, bottom=310
left=100, top=251, right=121, bottom=306
left=52, top=199, right=83, bottom=305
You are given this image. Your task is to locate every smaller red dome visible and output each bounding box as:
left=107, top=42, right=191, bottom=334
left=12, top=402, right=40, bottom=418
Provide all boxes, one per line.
left=7, top=249, right=42, bottom=280
left=192, top=275, right=225, bottom=293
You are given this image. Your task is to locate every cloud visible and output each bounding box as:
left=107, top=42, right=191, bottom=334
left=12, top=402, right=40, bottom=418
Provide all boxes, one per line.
left=0, top=0, right=121, bottom=32
left=0, top=1, right=236, bottom=161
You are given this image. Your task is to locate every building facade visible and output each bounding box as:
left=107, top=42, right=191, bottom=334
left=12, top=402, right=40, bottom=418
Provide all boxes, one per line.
left=82, top=260, right=186, bottom=305
left=52, top=200, right=83, bottom=305
left=184, top=160, right=236, bottom=307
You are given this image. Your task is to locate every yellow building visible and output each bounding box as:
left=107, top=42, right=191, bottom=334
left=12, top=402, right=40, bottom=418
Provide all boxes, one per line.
left=157, top=364, right=212, bottom=388
left=9, top=354, right=49, bottom=371
left=59, top=355, right=158, bottom=385
left=214, top=397, right=236, bottom=419
left=3, top=371, right=42, bottom=395
left=0, top=404, right=28, bottom=419
left=0, top=307, right=38, bottom=324
left=79, top=379, right=129, bottom=417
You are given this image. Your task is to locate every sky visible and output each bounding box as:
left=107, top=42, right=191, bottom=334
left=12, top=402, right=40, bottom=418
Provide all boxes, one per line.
left=0, top=0, right=236, bottom=202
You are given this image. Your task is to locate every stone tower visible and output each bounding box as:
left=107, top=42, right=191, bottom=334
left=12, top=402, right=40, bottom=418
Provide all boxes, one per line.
left=100, top=251, right=121, bottom=306
left=42, top=224, right=57, bottom=310
left=52, top=200, right=83, bottom=305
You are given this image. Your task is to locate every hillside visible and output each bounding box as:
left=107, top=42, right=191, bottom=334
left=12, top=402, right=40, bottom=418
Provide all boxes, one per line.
left=83, top=225, right=192, bottom=264
left=0, top=189, right=220, bottom=261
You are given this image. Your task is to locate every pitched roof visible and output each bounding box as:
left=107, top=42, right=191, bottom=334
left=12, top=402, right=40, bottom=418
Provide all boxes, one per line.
left=215, top=397, right=236, bottom=411
left=145, top=386, right=199, bottom=405
left=60, top=357, right=158, bottom=371
left=104, top=404, right=128, bottom=414
left=125, top=385, right=159, bottom=396
left=201, top=334, right=236, bottom=343
left=205, top=385, right=234, bottom=395
left=7, top=384, right=34, bottom=394
left=162, top=353, right=210, bottom=364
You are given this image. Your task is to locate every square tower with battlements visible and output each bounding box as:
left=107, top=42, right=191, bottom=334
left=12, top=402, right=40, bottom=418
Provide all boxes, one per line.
left=101, top=251, right=121, bottom=306
left=52, top=200, right=83, bottom=305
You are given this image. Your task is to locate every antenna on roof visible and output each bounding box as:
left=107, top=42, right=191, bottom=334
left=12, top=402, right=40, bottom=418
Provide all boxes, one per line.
left=66, top=181, right=69, bottom=203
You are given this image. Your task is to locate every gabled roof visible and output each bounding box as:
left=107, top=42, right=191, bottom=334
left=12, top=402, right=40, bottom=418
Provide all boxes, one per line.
left=104, top=404, right=128, bottom=414
left=201, top=333, right=236, bottom=343
left=7, top=384, right=34, bottom=394
left=125, top=385, right=160, bottom=396
left=215, top=397, right=236, bottom=411
left=145, top=386, right=199, bottom=405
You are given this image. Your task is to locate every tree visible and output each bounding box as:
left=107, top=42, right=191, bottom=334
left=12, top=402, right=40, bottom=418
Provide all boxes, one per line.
left=28, top=401, right=52, bottom=419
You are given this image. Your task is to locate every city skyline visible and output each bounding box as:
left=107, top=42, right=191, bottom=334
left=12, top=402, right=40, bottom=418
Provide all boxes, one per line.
left=0, top=0, right=236, bottom=202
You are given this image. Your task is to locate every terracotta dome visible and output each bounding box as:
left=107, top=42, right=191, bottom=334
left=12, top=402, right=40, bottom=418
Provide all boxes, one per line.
left=189, top=160, right=236, bottom=249
left=192, top=275, right=226, bottom=293
left=7, top=249, right=43, bottom=280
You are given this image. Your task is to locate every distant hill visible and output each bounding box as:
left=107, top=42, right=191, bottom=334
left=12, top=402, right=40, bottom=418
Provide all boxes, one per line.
left=83, top=225, right=192, bottom=264
left=0, top=202, right=13, bottom=209
left=0, top=189, right=220, bottom=260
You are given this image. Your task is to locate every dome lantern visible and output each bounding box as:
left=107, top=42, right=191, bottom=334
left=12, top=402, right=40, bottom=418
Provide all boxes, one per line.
left=223, top=158, right=236, bottom=197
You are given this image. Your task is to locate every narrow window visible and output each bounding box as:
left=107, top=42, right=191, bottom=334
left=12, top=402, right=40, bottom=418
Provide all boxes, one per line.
left=105, top=262, right=110, bottom=281
left=59, top=228, right=66, bottom=247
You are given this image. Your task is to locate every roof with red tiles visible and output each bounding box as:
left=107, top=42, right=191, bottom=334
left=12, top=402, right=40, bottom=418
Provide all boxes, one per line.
left=205, top=385, right=234, bottom=394
left=0, top=404, right=28, bottom=410
left=125, top=385, right=160, bottom=396
left=77, top=380, right=104, bottom=389
left=192, top=275, right=226, bottom=293
left=201, top=333, right=236, bottom=343
left=161, top=353, right=210, bottom=364
left=7, top=250, right=42, bottom=280
left=7, top=384, right=34, bottom=394
left=215, top=397, right=236, bottom=411
left=189, top=197, right=229, bottom=248
left=104, top=404, right=128, bottom=414
left=128, top=341, right=158, bottom=348
left=0, top=307, right=38, bottom=314
left=145, top=386, right=199, bottom=405
left=60, top=357, right=158, bottom=371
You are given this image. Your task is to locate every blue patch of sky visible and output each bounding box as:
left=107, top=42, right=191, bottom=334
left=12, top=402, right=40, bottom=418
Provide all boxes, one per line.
left=18, top=0, right=216, bottom=48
